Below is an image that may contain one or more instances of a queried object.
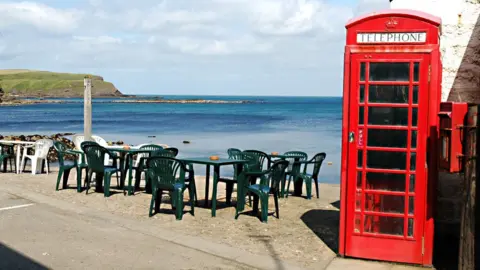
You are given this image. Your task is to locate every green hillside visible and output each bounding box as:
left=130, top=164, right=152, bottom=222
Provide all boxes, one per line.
left=0, top=70, right=123, bottom=97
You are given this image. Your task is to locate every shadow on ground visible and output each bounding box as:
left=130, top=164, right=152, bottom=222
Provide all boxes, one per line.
left=300, top=208, right=340, bottom=253
left=245, top=223, right=286, bottom=270
left=0, top=243, right=48, bottom=270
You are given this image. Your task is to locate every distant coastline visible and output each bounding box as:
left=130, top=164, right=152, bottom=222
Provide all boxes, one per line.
left=0, top=97, right=262, bottom=106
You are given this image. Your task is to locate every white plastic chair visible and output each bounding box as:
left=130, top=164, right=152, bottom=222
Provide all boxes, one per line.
left=132, top=143, right=170, bottom=180
left=20, top=139, right=53, bottom=175
left=72, top=134, right=111, bottom=166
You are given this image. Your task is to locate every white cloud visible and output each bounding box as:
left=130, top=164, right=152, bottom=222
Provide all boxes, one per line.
left=167, top=35, right=272, bottom=55
left=0, top=0, right=389, bottom=95
left=73, top=35, right=122, bottom=45
left=0, top=2, right=82, bottom=34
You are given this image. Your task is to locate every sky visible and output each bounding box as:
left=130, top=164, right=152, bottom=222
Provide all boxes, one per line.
left=0, top=0, right=389, bottom=96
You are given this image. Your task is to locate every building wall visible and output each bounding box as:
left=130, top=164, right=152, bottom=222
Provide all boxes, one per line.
left=391, top=0, right=480, bottom=102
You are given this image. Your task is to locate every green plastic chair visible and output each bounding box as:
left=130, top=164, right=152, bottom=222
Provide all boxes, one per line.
left=133, top=144, right=164, bottom=185
left=282, top=151, right=308, bottom=197
left=0, top=143, right=16, bottom=173
left=163, top=147, right=179, bottom=157
left=289, top=152, right=327, bottom=199
left=227, top=148, right=241, bottom=158
left=81, top=142, right=120, bottom=197
left=135, top=148, right=172, bottom=193
left=244, top=150, right=271, bottom=170
left=236, top=160, right=289, bottom=223
left=146, top=157, right=195, bottom=220
left=53, top=141, right=88, bottom=192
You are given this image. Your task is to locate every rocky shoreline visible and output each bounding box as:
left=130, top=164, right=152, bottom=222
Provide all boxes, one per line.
left=0, top=134, right=124, bottom=162
left=0, top=98, right=260, bottom=106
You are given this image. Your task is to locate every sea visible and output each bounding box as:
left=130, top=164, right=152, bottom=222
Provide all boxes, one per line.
left=0, top=95, right=342, bottom=183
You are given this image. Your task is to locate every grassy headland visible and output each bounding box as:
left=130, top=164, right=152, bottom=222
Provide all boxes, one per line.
left=0, top=69, right=123, bottom=98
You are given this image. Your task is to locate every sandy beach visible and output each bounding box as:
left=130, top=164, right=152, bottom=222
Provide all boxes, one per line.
left=0, top=167, right=341, bottom=269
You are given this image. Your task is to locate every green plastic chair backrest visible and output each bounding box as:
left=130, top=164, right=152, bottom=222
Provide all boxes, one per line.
left=227, top=148, right=241, bottom=158
left=53, top=141, right=69, bottom=167
left=311, top=152, right=327, bottom=178
left=269, top=160, right=290, bottom=189
left=234, top=152, right=259, bottom=173
left=243, top=150, right=269, bottom=170
left=140, top=144, right=164, bottom=152
left=151, top=150, right=176, bottom=158
left=147, top=157, right=186, bottom=187
left=283, top=151, right=308, bottom=173
left=81, top=143, right=108, bottom=173
left=81, top=141, right=99, bottom=149
left=164, top=147, right=179, bottom=157
left=0, top=143, right=14, bottom=156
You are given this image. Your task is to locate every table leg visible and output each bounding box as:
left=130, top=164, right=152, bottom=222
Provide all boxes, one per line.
left=127, top=154, right=134, bottom=196
left=204, top=165, right=210, bottom=208
left=118, top=156, right=126, bottom=189
left=16, top=145, right=21, bottom=174
left=293, top=176, right=303, bottom=196
left=293, top=157, right=303, bottom=197
left=95, top=172, right=104, bottom=193
left=211, top=165, right=220, bottom=217
left=280, top=175, right=286, bottom=198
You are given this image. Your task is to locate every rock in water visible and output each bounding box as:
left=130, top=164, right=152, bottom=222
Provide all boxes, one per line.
left=183, top=140, right=191, bottom=144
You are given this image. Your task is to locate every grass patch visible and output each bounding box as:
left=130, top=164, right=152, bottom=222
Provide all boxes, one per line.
left=0, top=70, right=121, bottom=97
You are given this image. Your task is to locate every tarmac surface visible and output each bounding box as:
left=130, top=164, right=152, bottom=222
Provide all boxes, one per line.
left=0, top=178, right=425, bottom=270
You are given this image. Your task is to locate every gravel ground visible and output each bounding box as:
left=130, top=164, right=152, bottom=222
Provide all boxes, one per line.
left=0, top=168, right=341, bottom=269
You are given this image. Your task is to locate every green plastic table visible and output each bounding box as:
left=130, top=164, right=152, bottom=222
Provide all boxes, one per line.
left=181, top=157, right=247, bottom=217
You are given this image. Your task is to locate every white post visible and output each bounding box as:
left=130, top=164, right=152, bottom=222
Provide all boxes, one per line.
left=84, top=76, right=92, bottom=141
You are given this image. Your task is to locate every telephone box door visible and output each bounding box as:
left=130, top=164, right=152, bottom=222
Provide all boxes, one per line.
left=345, top=53, right=430, bottom=263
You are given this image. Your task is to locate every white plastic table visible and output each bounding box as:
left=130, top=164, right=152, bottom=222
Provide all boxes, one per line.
left=0, top=140, right=35, bottom=174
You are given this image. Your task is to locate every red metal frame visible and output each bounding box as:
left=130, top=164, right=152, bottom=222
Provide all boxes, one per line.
left=438, top=102, right=468, bottom=173
left=339, top=9, right=441, bottom=266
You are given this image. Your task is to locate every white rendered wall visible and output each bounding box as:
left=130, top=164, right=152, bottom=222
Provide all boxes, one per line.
left=391, top=0, right=480, bottom=102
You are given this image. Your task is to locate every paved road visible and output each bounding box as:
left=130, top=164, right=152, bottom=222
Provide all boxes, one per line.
left=0, top=190, right=249, bottom=270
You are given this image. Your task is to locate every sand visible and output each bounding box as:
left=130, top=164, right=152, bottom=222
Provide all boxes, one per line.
left=0, top=168, right=340, bottom=269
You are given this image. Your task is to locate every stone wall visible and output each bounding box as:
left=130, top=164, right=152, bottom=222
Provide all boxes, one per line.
left=391, top=0, right=480, bottom=102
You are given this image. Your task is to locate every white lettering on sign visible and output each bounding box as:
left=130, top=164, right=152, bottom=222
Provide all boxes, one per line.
left=356, top=32, right=427, bottom=44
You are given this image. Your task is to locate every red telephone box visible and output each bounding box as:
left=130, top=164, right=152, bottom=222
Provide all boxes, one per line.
left=338, top=10, right=441, bottom=266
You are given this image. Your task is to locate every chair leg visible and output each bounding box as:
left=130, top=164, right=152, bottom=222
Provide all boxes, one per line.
left=55, top=168, right=64, bottom=191
left=304, top=176, right=312, bottom=200
left=252, top=194, right=259, bottom=215
left=20, top=156, right=26, bottom=173
left=116, top=171, right=120, bottom=188
left=134, top=169, right=142, bottom=190
left=9, top=158, right=14, bottom=173
left=225, top=182, right=234, bottom=205
left=273, top=191, right=279, bottom=219
left=2, top=158, right=7, bottom=173
left=188, top=179, right=198, bottom=206
left=175, top=188, right=184, bottom=220
left=260, top=193, right=269, bottom=223
left=10, top=157, right=17, bottom=172
left=285, top=175, right=293, bottom=198
left=104, top=173, right=111, bottom=197
left=188, top=185, right=195, bottom=216
left=155, top=189, right=163, bottom=213
left=76, top=167, right=83, bottom=193
left=31, top=158, right=38, bottom=175
left=149, top=190, right=157, bottom=217
left=86, top=170, right=94, bottom=195
left=313, top=176, right=319, bottom=199
left=45, top=159, right=49, bottom=175
left=62, top=168, right=71, bottom=189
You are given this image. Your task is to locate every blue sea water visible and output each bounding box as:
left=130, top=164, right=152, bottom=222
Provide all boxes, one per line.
left=0, top=96, right=343, bottom=183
